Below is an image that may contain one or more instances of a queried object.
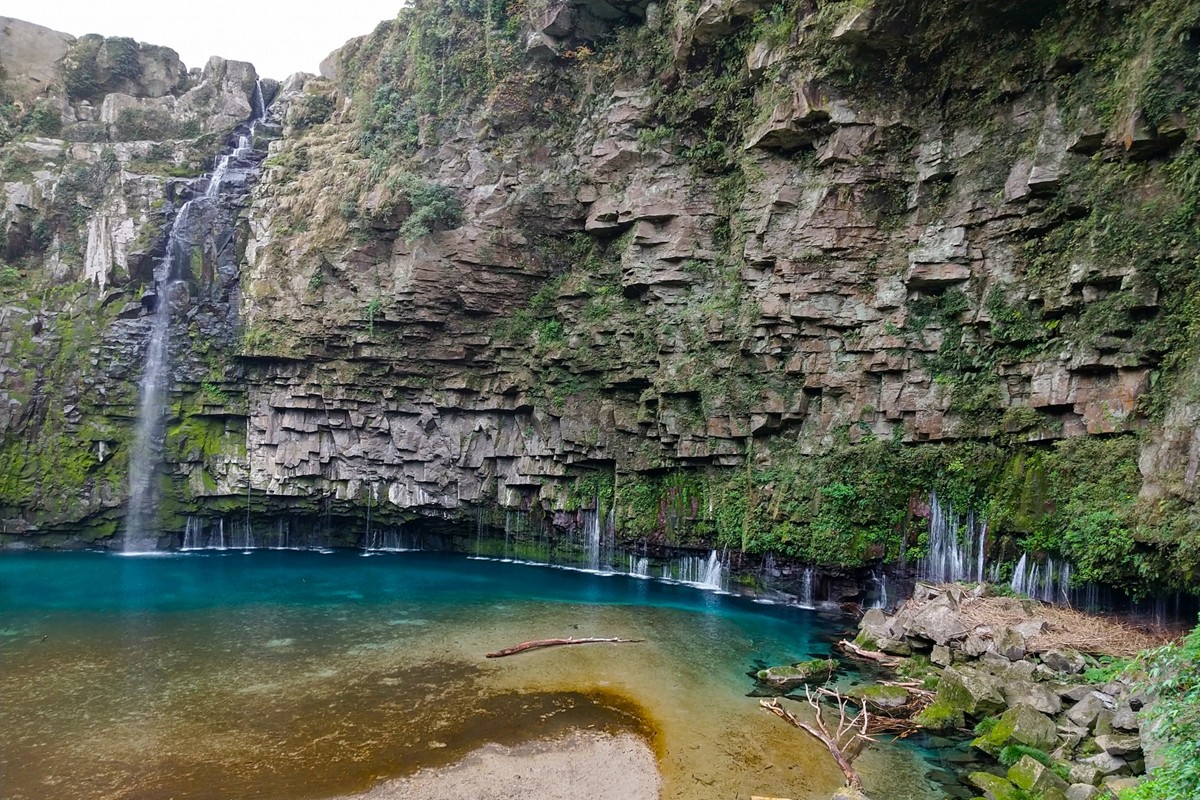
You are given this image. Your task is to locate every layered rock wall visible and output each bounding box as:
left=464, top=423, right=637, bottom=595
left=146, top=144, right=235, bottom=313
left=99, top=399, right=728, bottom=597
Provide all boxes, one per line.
left=2, top=1, right=1199, bottom=590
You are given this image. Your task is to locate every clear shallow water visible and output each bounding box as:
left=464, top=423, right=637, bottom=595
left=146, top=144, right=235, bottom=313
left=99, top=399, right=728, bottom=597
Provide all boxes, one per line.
left=0, top=550, right=937, bottom=800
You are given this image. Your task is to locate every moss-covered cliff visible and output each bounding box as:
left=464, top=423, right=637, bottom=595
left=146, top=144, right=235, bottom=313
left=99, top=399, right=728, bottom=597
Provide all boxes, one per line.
left=2, top=2, right=1199, bottom=594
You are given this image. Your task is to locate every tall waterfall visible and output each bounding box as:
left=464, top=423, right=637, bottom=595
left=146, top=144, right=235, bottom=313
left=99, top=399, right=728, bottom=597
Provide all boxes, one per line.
left=122, top=81, right=271, bottom=552
left=917, top=490, right=987, bottom=584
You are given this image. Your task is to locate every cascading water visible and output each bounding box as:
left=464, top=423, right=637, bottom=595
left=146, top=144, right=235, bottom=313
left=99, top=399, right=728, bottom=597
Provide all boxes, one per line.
left=798, top=566, right=816, bottom=610
left=1010, top=552, right=1074, bottom=603
left=122, top=81, right=272, bottom=552
left=870, top=568, right=889, bottom=610
left=917, top=490, right=987, bottom=584
left=582, top=505, right=602, bottom=571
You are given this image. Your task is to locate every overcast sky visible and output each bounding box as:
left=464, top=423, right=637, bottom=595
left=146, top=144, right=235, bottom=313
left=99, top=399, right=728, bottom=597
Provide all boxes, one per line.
left=4, top=1, right=403, bottom=79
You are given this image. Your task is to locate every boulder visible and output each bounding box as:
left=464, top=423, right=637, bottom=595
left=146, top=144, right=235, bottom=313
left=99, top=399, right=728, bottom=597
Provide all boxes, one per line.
left=991, top=626, right=1026, bottom=661
left=1094, top=733, right=1142, bottom=756
left=1041, top=648, right=1087, bottom=674
left=857, top=607, right=890, bottom=644
left=1067, top=761, right=1102, bottom=786
left=1080, top=752, right=1127, bottom=776
left=1066, top=783, right=1100, bottom=800
left=973, top=704, right=1059, bottom=755
left=939, top=665, right=1007, bottom=716
left=1008, top=755, right=1070, bottom=800
left=754, top=659, right=835, bottom=691
left=962, top=633, right=989, bottom=657
left=1066, top=691, right=1116, bottom=729
left=968, top=771, right=1024, bottom=800
left=1061, top=685, right=1095, bottom=702
left=846, top=683, right=910, bottom=710
left=1002, top=679, right=1063, bottom=715
left=931, top=644, right=952, bottom=666
left=914, top=698, right=966, bottom=730
left=1112, top=704, right=1140, bottom=731
left=1102, top=775, right=1142, bottom=796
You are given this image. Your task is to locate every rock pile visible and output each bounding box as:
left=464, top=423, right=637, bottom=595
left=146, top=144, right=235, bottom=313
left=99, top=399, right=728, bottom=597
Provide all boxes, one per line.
left=855, top=584, right=1153, bottom=800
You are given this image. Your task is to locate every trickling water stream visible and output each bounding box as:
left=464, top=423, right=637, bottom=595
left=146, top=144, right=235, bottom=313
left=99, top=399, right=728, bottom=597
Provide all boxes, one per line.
left=123, top=82, right=271, bottom=552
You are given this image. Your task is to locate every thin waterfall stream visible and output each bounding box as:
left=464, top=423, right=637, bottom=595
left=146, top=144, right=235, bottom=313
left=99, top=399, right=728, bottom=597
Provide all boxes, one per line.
left=122, top=82, right=272, bottom=552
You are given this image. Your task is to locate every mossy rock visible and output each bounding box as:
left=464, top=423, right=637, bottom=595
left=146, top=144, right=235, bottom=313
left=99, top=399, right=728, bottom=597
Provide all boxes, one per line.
left=967, top=771, right=1023, bottom=800
left=852, top=629, right=880, bottom=651
left=914, top=698, right=966, bottom=731
left=846, top=683, right=911, bottom=710
left=754, top=658, right=835, bottom=690
left=972, top=704, right=1058, bottom=756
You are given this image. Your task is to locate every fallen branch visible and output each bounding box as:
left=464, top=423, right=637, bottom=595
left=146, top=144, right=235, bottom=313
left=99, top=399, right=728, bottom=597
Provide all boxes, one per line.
left=760, top=687, right=867, bottom=788
left=485, top=637, right=644, bottom=658
left=837, top=639, right=902, bottom=667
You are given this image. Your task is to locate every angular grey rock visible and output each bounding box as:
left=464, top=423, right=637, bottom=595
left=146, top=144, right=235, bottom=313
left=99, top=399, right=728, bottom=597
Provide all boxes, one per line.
left=999, top=704, right=1060, bottom=752
left=1041, top=648, right=1087, bottom=674
left=1008, top=754, right=1070, bottom=800
left=1068, top=761, right=1102, bottom=786
left=1102, top=775, right=1142, bottom=796
left=1080, top=752, right=1127, bottom=776
left=1067, top=691, right=1117, bottom=728
left=1002, top=679, right=1063, bottom=715
left=939, top=665, right=1008, bottom=716
left=931, top=643, right=952, bottom=666
left=1094, top=733, right=1142, bottom=756
left=1112, top=703, right=1140, bottom=731
left=991, top=625, right=1026, bottom=661
left=908, top=600, right=970, bottom=645
left=1066, top=784, right=1100, bottom=800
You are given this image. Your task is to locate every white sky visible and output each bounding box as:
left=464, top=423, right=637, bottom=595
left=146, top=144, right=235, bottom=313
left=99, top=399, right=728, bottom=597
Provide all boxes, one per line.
left=3, top=1, right=404, bottom=79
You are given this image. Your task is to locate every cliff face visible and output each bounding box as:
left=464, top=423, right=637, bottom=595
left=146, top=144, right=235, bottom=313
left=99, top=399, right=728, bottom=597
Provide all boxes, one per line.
left=2, top=2, right=1199, bottom=591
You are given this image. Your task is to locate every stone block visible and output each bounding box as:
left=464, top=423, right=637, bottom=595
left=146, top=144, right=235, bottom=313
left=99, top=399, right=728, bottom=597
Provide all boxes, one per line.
left=1066, top=784, right=1100, bottom=800
left=1008, top=755, right=1070, bottom=800
left=1094, top=733, right=1142, bottom=756
left=1041, top=648, right=1087, bottom=674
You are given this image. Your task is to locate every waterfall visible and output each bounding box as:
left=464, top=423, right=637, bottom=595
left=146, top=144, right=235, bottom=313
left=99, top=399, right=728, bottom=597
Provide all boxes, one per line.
left=799, top=566, right=816, bottom=610
left=917, top=490, right=987, bottom=584
left=1010, top=552, right=1075, bottom=604
left=672, top=550, right=725, bottom=590
left=1010, top=552, right=1028, bottom=594
left=627, top=555, right=650, bottom=578
left=583, top=506, right=602, bottom=571
left=870, top=569, right=889, bottom=610
left=122, top=80, right=272, bottom=552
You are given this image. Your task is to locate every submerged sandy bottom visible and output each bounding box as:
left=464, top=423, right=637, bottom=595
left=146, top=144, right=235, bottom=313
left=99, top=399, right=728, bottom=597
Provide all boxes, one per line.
left=344, top=732, right=659, bottom=800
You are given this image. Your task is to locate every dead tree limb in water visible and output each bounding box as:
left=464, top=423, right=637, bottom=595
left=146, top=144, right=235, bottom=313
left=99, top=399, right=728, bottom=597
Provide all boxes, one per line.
left=760, top=686, right=870, bottom=788
left=486, top=637, right=644, bottom=658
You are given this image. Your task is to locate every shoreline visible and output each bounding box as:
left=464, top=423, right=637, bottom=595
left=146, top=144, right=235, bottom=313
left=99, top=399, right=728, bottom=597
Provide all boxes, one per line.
left=339, top=731, right=661, bottom=800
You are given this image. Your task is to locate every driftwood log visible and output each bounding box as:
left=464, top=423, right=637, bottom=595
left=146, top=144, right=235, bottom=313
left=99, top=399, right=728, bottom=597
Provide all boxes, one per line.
left=837, top=639, right=903, bottom=667
left=485, top=637, right=644, bottom=658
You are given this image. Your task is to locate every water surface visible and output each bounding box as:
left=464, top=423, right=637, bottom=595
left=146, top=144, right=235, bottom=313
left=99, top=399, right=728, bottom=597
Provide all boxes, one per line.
left=0, top=550, right=935, bottom=799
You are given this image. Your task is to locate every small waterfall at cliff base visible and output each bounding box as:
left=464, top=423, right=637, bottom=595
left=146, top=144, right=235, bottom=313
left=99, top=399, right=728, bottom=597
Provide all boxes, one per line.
left=917, top=491, right=987, bottom=584
left=121, top=81, right=272, bottom=552
left=798, top=567, right=816, bottom=610
left=1010, top=553, right=1073, bottom=604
